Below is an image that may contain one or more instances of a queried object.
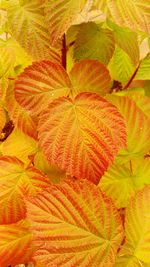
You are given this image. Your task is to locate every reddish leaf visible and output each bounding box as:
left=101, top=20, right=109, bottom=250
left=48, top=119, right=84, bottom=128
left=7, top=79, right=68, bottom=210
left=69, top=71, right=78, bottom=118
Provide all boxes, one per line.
left=27, top=180, right=124, bottom=267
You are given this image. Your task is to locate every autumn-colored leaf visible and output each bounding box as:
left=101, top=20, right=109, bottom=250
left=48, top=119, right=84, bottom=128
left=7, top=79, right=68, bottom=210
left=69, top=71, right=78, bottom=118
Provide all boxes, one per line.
left=69, top=59, right=111, bottom=96
left=45, top=0, right=86, bottom=44
left=38, top=92, right=126, bottom=184
left=14, top=61, right=72, bottom=116
left=27, top=180, right=124, bottom=267
left=102, top=0, right=150, bottom=34
left=115, top=186, right=150, bottom=266
left=6, top=81, right=38, bottom=139
left=1, top=128, right=38, bottom=163
left=7, top=0, right=61, bottom=62
left=99, top=158, right=150, bottom=208
left=0, top=156, right=51, bottom=224
left=106, top=94, right=150, bottom=162
left=0, top=219, right=33, bottom=267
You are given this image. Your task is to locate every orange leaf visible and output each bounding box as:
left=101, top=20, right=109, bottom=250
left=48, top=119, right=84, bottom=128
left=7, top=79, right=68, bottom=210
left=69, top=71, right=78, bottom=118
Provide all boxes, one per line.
left=69, top=59, right=111, bottom=96
left=14, top=61, right=72, bottom=116
left=27, top=180, right=124, bottom=267
left=38, top=92, right=126, bottom=184
left=0, top=219, right=33, bottom=267
left=0, top=156, right=51, bottom=224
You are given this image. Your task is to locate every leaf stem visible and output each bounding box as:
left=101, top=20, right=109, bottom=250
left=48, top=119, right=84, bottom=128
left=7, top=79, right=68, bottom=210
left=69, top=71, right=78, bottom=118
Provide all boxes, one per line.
left=123, top=63, right=140, bottom=90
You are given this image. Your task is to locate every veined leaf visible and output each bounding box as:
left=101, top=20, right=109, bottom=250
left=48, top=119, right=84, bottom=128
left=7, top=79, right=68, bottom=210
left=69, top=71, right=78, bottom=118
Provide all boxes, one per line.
left=44, top=0, right=85, bottom=44
left=1, top=128, right=38, bottom=163
left=7, top=0, right=61, bottom=62
left=0, top=43, right=15, bottom=78
left=115, top=186, right=150, bottom=265
left=0, top=156, right=51, bottom=224
left=34, top=148, right=66, bottom=183
left=74, top=22, right=115, bottom=65
left=6, top=81, right=38, bottom=139
left=108, top=21, right=139, bottom=65
left=0, top=219, right=33, bottom=267
left=108, top=46, right=135, bottom=85
left=103, top=0, right=150, bottom=34
left=106, top=94, right=150, bottom=162
left=14, top=60, right=72, bottom=116
left=99, top=158, right=150, bottom=208
left=69, top=59, right=111, bottom=96
left=116, top=89, right=150, bottom=118
left=38, top=92, right=126, bottom=184
left=27, top=180, right=124, bottom=267
left=135, top=53, right=150, bottom=80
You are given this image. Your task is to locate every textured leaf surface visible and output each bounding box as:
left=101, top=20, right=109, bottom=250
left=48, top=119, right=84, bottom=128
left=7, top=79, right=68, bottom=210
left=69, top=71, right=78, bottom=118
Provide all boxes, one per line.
left=108, top=21, right=139, bottom=65
left=69, top=59, right=111, bottom=96
left=74, top=22, right=115, bottom=65
left=1, top=128, right=38, bottom=163
left=135, top=54, right=150, bottom=80
left=108, top=46, right=135, bottom=84
left=14, top=61, right=72, bottom=116
left=27, top=180, right=124, bottom=267
left=107, top=95, right=150, bottom=162
left=0, top=219, right=33, bottom=267
left=99, top=158, right=150, bottom=208
left=6, top=81, right=38, bottom=139
left=0, top=156, right=51, bottom=224
left=115, top=186, right=150, bottom=265
left=45, top=0, right=85, bottom=44
left=0, top=44, right=15, bottom=78
left=34, top=148, right=66, bottom=183
left=104, top=0, right=150, bottom=34
left=38, top=92, right=126, bottom=184
left=7, top=0, right=61, bottom=62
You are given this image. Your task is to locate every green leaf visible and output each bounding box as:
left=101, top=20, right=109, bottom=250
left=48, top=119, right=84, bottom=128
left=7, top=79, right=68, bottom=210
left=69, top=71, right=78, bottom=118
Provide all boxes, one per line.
left=74, top=22, right=115, bottom=65
left=135, top=54, right=150, bottom=80
left=108, top=46, right=135, bottom=84
left=108, top=21, right=139, bottom=65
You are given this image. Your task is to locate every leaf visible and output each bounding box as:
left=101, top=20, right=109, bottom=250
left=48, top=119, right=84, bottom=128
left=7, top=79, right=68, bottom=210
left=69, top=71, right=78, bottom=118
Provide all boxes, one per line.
left=106, top=94, right=150, bottom=162
left=7, top=0, right=61, bottom=62
left=74, top=22, right=115, bottom=65
left=108, top=46, right=135, bottom=85
left=6, top=81, right=38, bottom=139
left=27, top=180, right=124, bottom=267
left=103, top=0, right=150, bottom=34
left=44, top=0, right=85, bottom=44
left=38, top=92, right=126, bottom=184
left=135, top=53, right=150, bottom=80
left=108, top=21, right=139, bottom=65
left=117, top=89, right=150, bottom=118
left=14, top=60, right=72, bottom=116
left=115, top=186, right=150, bottom=265
left=0, top=102, right=6, bottom=134
left=34, top=148, right=66, bottom=183
left=99, top=158, right=150, bottom=208
left=0, top=156, right=51, bottom=224
left=0, top=219, right=33, bottom=267
left=69, top=59, right=111, bottom=96
left=1, top=128, right=38, bottom=163
left=0, top=42, right=15, bottom=78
